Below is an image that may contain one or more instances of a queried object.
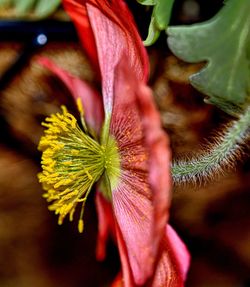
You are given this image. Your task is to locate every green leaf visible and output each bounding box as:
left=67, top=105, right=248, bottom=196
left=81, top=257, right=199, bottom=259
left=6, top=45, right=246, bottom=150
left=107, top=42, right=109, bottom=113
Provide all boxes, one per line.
left=167, top=0, right=250, bottom=116
left=144, top=15, right=160, bottom=46
left=154, top=0, right=174, bottom=30
left=138, top=0, right=175, bottom=46
left=0, top=0, right=61, bottom=19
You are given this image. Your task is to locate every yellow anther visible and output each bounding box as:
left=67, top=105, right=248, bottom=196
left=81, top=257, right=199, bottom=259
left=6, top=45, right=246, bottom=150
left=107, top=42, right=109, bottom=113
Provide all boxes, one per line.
left=43, top=149, right=55, bottom=157
left=48, top=204, right=57, bottom=212
left=60, top=191, right=78, bottom=201
left=41, top=122, right=51, bottom=128
left=58, top=215, right=63, bottom=225
left=49, top=172, right=59, bottom=178
left=63, top=161, right=72, bottom=165
left=48, top=189, right=56, bottom=194
left=77, top=98, right=84, bottom=115
left=57, top=188, right=71, bottom=197
left=43, top=165, right=54, bottom=173
left=54, top=178, right=72, bottom=189
left=63, top=118, right=76, bottom=129
left=61, top=105, right=68, bottom=115
left=78, top=219, right=84, bottom=233
left=46, top=195, right=60, bottom=201
left=69, top=208, right=75, bottom=221
left=42, top=158, right=54, bottom=165
left=58, top=205, right=67, bottom=216
left=63, top=202, right=74, bottom=214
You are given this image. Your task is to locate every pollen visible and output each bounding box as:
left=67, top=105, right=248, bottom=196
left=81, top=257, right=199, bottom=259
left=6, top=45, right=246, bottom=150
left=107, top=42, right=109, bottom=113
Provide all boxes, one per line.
left=38, top=106, right=105, bottom=231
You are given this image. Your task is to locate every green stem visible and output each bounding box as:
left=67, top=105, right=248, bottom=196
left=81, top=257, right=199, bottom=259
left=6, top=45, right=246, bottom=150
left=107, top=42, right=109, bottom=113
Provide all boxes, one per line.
left=172, top=106, right=250, bottom=184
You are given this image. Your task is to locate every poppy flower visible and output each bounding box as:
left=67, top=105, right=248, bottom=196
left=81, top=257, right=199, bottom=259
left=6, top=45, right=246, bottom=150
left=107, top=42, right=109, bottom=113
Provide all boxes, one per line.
left=38, top=56, right=189, bottom=286
left=38, top=0, right=190, bottom=285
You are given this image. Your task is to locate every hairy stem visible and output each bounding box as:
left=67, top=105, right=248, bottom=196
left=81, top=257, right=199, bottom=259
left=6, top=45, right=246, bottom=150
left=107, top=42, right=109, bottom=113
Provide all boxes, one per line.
left=172, top=106, right=250, bottom=184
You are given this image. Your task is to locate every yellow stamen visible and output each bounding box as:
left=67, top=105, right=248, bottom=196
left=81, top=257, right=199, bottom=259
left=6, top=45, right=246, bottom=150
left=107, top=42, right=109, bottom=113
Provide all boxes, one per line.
left=69, top=208, right=75, bottom=222
left=76, top=97, right=88, bottom=133
left=77, top=97, right=84, bottom=116
left=38, top=106, right=105, bottom=232
left=78, top=219, right=84, bottom=233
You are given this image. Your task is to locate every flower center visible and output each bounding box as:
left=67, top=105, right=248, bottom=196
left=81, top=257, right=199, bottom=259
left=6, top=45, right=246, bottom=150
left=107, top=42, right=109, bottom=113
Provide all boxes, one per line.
left=38, top=106, right=120, bottom=232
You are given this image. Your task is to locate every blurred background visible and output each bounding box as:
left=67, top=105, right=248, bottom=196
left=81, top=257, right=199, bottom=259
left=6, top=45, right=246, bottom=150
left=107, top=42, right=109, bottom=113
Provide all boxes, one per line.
left=0, top=0, right=249, bottom=286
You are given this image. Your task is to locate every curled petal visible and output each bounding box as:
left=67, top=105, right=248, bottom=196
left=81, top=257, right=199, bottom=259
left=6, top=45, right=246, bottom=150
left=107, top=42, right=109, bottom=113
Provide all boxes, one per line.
left=63, top=0, right=149, bottom=113
left=114, top=225, right=190, bottom=287
left=37, top=57, right=104, bottom=134
left=152, top=225, right=190, bottom=287
left=110, top=59, right=170, bottom=285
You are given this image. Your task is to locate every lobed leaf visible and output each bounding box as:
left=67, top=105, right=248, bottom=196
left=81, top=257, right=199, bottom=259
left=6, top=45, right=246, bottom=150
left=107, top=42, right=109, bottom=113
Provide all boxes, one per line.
left=167, top=0, right=250, bottom=116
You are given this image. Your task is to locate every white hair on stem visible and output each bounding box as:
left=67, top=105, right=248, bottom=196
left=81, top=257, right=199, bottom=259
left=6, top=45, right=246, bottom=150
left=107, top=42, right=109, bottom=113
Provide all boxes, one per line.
left=172, top=105, right=250, bottom=185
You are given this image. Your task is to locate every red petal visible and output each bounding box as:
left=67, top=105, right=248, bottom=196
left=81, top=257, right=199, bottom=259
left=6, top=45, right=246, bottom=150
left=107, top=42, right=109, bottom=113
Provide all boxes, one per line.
left=115, top=224, right=135, bottom=287
left=95, top=192, right=116, bottom=261
left=62, top=0, right=99, bottom=72
left=37, top=57, right=104, bottom=134
left=63, top=0, right=149, bottom=113
left=113, top=225, right=190, bottom=287
left=110, top=59, right=171, bottom=285
left=152, top=225, right=190, bottom=287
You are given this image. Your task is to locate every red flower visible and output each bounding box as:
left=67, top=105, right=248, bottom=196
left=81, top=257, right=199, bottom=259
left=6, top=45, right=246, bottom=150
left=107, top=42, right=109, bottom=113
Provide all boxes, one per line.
left=38, top=0, right=190, bottom=286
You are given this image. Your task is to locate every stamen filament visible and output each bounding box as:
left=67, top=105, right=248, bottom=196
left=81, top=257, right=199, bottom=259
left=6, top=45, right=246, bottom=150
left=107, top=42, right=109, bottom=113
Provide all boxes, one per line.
left=38, top=106, right=105, bottom=229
